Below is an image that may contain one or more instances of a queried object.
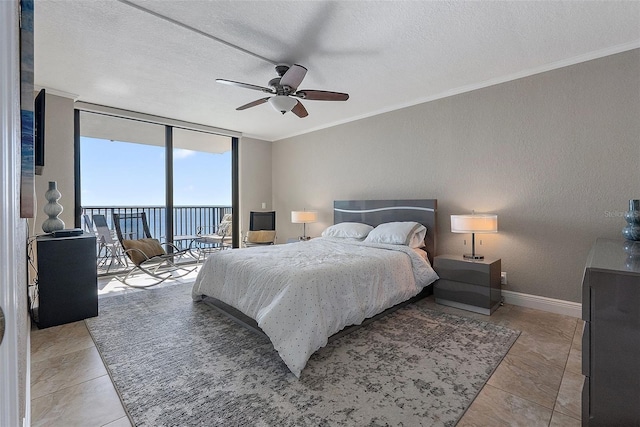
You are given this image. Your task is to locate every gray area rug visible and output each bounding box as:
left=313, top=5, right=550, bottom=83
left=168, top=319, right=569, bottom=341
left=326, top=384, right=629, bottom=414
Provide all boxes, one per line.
left=86, top=283, right=519, bottom=426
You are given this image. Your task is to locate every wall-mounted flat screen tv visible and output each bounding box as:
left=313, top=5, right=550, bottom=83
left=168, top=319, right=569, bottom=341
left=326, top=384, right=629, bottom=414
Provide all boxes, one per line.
left=34, top=88, right=45, bottom=175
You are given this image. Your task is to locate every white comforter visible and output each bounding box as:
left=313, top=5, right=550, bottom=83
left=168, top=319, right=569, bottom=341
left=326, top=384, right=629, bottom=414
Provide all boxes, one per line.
left=191, top=237, right=439, bottom=377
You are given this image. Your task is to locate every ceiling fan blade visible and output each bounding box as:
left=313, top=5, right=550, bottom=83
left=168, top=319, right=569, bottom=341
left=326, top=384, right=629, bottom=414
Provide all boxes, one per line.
left=236, top=97, right=271, bottom=110
left=291, top=100, right=309, bottom=118
left=216, top=79, right=274, bottom=94
left=294, top=89, right=349, bottom=101
left=280, top=64, right=307, bottom=91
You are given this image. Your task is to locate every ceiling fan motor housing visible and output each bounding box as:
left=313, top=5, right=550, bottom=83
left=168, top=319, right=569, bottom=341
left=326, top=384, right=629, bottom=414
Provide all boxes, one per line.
left=268, top=77, right=291, bottom=95
left=275, top=64, right=290, bottom=77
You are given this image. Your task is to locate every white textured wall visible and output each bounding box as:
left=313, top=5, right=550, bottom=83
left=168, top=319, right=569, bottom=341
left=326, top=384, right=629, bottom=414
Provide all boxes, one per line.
left=239, top=136, right=272, bottom=236
left=272, top=49, right=640, bottom=303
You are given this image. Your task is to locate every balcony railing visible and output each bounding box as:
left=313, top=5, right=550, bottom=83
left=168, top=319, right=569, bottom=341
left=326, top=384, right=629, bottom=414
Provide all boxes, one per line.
left=82, top=205, right=231, bottom=239
left=82, top=205, right=231, bottom=275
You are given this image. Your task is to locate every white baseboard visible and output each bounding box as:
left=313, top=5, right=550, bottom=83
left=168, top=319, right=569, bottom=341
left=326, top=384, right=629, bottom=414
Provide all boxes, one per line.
left=501, top=290, right=582, bottom=318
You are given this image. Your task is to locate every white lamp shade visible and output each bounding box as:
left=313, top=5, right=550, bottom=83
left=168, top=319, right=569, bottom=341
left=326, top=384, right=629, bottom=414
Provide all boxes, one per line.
left=291, top=211, right=318, bottom=224
left=451, top=214, right=498, bottom=233
left=269, top=95, right=297, bottom=113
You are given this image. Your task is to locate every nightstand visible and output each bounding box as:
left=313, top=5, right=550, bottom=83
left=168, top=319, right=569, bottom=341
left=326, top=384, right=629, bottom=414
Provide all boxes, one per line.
left=433, top=254, right=501, bottom=315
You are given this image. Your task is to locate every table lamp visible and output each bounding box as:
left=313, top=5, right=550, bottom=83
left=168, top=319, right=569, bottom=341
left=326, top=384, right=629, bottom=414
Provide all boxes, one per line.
left=450, top=213, right=498, bottom=260
left=291, top=210, right=317, bottom=241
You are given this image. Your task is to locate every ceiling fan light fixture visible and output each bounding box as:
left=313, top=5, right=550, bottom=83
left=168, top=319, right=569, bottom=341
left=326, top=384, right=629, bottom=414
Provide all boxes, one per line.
left=218, top=63, right=349, bottom=117
left=269, top=95, right=297, bottom=114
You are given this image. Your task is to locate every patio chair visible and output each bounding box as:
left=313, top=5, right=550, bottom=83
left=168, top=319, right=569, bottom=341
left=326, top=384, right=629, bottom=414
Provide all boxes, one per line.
left=82, top=214, right=94, bottom=234
left=113, top=212, right=196, bottom=287
left=193, top=213, right=233, bottom=259
left=243, top=211, right=276, bottom=247
left=92, top=214, right=127, bottom=274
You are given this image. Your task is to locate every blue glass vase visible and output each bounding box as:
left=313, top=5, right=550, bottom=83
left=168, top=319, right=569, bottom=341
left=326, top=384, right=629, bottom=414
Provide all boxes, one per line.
left=622, top=199, right=640, bottom=241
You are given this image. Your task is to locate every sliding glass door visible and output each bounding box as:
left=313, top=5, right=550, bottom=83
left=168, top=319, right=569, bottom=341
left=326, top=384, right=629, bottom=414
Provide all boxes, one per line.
left=171, top=128, right=232, bottom=244
left=76, top=110, right=235, bottom=273
left=78, top=110, right=165, bottom=206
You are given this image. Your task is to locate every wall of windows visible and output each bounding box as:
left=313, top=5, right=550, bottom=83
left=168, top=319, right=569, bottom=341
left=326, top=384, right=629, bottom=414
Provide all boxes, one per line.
left=76, top=109, right=237, bottom=249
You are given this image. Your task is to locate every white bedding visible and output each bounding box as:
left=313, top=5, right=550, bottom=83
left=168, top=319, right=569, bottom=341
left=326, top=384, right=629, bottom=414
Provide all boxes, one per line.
left=191, top=237, right=439, bottom=377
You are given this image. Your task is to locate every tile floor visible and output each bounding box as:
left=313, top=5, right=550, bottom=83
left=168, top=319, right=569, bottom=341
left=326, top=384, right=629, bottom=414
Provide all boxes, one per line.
left=30, top=277, right=584, bottom=427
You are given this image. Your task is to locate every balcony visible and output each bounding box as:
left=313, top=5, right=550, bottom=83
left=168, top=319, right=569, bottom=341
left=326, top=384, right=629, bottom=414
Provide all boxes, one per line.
left=82, top=205, right=231, bottom=279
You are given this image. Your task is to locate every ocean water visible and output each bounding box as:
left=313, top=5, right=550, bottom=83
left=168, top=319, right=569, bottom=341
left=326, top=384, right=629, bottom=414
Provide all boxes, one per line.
left=84, top=206, right=231, bottom=240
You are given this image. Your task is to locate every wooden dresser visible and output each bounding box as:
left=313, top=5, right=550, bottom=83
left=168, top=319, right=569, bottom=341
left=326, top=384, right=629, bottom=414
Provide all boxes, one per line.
left=581, top=238, right=640, bottom=426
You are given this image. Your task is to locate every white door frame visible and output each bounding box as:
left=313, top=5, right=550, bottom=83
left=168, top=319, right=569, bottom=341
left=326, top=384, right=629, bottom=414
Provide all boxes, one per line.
left=1, top=1, right=27, bottom=426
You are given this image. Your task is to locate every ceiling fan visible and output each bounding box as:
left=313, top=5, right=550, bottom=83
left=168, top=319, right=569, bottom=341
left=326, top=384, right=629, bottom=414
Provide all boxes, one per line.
left=216, top=64, right=349, bottom=118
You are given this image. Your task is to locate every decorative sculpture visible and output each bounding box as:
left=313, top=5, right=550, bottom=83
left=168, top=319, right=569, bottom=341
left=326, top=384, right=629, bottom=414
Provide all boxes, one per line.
left=42, top=181, right=65, bottom=233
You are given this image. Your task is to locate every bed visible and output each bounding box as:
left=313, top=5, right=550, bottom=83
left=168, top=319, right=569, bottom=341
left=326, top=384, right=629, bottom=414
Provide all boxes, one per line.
left=191, top=199, right=439, bottom=377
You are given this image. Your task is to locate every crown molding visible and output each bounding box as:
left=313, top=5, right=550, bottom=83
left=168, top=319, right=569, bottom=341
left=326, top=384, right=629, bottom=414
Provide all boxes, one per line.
left=33, top=85, right=79, bottom=100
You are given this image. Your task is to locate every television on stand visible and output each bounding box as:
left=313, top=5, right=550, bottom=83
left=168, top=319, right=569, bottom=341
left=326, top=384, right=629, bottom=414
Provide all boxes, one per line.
left=34, top=88, right=45, bottom=175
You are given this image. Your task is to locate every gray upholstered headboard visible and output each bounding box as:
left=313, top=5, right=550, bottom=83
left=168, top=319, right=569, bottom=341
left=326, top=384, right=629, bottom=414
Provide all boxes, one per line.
left=333, top=199, right=437, bottom=264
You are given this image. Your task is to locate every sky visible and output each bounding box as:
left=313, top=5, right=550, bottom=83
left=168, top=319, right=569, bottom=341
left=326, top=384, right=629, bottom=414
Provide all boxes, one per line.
left=80, top=137, right=232, bottom=207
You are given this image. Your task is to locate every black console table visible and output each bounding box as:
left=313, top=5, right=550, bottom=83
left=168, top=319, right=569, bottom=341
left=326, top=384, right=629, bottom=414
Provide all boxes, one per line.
left=34, top=233, right=98, bottom=328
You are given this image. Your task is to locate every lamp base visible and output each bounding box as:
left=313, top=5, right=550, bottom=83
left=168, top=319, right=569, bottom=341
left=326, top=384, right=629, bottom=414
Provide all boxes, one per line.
left=299, top=236, right=311, bottom=241
left=463, top=253, right=484, bottom=260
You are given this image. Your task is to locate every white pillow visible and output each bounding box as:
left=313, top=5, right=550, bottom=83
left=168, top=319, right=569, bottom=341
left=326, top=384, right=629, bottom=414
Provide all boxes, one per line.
left=364, top=221, right=427, bottom=248
left=321, top=222, right=374, bottom=239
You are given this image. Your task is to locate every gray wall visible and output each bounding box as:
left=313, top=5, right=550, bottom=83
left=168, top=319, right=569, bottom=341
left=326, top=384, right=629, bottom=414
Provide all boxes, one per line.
left=272, top=49, right=640, bottom=303
left=239, top=136, right=273, bottom=235
left=32, top=94, right=76, bottom=232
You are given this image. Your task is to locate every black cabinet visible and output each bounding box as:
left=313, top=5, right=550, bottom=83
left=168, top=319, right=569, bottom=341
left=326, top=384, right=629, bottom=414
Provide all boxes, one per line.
left=582, top=238, right=640, bottom=426
left=34, top=234, right=98, bottom=328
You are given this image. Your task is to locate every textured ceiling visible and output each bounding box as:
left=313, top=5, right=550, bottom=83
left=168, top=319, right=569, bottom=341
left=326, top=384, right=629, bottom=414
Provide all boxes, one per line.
left=34, top=1, right=640, bottom=141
